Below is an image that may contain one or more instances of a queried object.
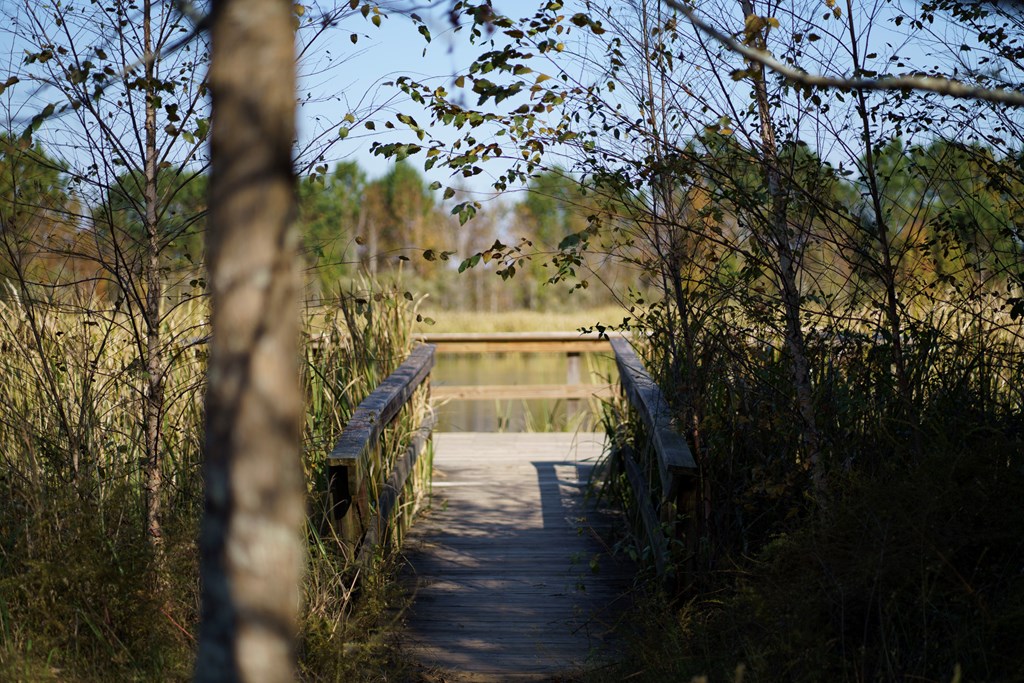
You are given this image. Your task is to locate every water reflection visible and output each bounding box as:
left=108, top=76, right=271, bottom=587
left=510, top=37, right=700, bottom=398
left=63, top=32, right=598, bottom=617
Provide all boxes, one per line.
left=432, top=351, right=618, bottom=432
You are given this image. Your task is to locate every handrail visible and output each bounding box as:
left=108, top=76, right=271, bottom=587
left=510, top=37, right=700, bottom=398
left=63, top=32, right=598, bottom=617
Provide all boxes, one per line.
left=432, top=383, right=615, bottom=401
left=419, top=332, right=620, bottom=410
left=415, top=330, right=628, bottom=354
left=608, top=337, right=699, bottom=582
left=609, top=338, right=697, bottom=495
left=322, top=332, right=698, bottom=585
left=327, top=343, right=436, bottom=556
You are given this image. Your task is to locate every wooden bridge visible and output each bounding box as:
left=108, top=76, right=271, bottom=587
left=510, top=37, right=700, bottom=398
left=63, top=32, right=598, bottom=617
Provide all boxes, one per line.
left=325, top=332, right=698, bottom=680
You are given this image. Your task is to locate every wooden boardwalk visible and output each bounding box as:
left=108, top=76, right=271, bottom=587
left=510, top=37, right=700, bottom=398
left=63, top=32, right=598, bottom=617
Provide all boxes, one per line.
left=401, top=432, right=633, bottom=680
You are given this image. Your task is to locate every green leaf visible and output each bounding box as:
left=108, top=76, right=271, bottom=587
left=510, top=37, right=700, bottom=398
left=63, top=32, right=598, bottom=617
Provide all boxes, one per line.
left=338, top=126, right=350, bottom=139
left=458, top=253, right=483, bottom=273
left=1009, top=297, right=1024, bottom=321
left=558, top=232, right=582, bottom=249
left=0, top=76, right=18, bottom=96
left=25, top=102, right=56, bottom=138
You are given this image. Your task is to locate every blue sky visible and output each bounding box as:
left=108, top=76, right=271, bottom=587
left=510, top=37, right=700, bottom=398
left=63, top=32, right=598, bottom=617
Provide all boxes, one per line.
left=294, top=2, right=514, bottom=197
left=3, top=0, right=1019, bottom=201
left=0, top=1, right=503, bottom=192
left=302, top=0, right=1017, bottom=193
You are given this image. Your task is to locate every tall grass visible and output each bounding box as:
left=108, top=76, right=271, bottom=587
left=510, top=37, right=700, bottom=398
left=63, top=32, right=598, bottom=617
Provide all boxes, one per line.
left=0, top=290, right=206, bottom=681
left=0, top=280, right=427, bottom=681
left=600, top=298, right=1024, bottom=681
left=298, top=282, right=431, bottom=681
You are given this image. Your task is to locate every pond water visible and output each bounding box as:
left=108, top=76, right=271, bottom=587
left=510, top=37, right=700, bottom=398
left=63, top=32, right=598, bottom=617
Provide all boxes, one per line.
left=432, top=351, right=619, bottom=432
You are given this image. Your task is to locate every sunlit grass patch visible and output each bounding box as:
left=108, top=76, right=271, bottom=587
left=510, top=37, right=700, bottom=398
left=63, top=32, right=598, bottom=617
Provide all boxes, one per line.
left=0, top=280, right=429, bottom=680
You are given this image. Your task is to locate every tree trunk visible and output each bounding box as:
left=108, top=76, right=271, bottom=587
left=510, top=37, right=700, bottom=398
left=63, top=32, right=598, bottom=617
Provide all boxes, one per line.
left=195, top=0, right=303, bottom=680
left=843, top=0, right=913, bottom=422
left=142, top=0, right=166, bottom=563
left=741, top=0, right=826, bottom=500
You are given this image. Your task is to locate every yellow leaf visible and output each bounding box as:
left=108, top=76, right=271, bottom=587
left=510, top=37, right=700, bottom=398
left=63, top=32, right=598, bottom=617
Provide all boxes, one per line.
left=744, top=14, right=767, bottom=35
left=293, top=3, right=305, bottom=16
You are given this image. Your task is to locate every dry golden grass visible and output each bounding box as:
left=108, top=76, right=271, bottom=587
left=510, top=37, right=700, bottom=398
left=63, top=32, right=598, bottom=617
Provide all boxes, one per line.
left=0, top=282, right=429, bottom=681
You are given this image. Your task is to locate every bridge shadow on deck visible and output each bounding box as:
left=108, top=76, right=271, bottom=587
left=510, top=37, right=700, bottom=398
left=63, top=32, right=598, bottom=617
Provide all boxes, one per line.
left=400, top=432, right=634, bottom=681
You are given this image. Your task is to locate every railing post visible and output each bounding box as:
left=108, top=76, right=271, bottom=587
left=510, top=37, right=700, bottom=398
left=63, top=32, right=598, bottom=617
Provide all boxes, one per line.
left=566, top=351, right=581, bottom=420
left=566, top=351, right=581, bottom=384
left=672, top=472, right=700, bottom=593
left=327, top=457, right=369, bottom=547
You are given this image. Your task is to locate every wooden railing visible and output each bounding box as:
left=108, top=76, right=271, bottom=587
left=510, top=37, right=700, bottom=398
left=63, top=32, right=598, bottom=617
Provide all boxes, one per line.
left=416, top=331, right=617, bottom=354
left=327, top=343, right=436, bottom=563
left=324, top=332, right=699, bottom=582
left=416, top=331, right=619, bottom=402
left=608, top=338, right=699, bottom=580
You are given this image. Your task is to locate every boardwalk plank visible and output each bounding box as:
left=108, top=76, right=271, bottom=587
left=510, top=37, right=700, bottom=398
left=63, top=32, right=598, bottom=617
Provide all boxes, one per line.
left=401, top=432, right=632, bottom=680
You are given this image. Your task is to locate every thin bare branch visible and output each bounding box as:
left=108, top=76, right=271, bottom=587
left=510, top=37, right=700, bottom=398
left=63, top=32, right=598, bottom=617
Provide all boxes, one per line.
left=664, top=0, right=1024, bottom=107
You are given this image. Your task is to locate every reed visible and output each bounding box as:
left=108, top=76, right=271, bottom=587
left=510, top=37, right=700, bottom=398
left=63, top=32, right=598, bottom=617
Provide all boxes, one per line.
left=596, top=297, right=1024, bottom=682
left=0, top=278, right=427, bottom=680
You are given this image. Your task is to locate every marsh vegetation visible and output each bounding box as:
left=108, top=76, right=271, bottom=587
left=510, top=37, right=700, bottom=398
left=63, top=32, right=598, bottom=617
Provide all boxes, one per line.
left=2, top=0, right=1024, bottom=680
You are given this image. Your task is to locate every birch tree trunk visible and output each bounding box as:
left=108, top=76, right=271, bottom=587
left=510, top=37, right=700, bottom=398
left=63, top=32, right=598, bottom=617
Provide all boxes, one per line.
left=741, top=0, right=827, bottom=501
left=195, top=0, right=304, bottom=680
left=142, top=0, right=166, bottom=564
